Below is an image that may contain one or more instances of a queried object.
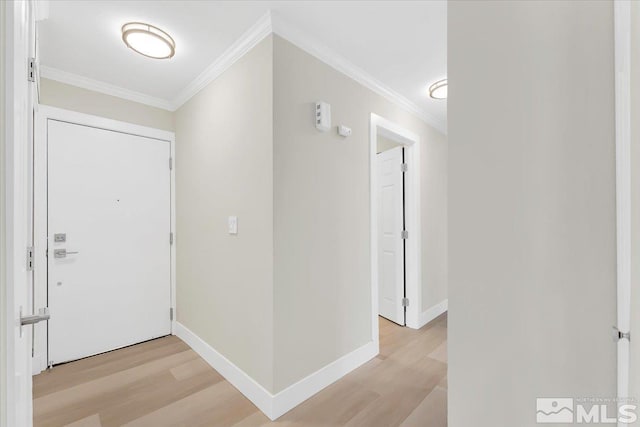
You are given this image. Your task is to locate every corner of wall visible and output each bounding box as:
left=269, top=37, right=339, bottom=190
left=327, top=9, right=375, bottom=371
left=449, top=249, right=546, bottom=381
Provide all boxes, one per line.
left=172, top=29, right=447, bottom=421
left=174, top=34, right=275, bottom=393
left=412, top=299, right=448, bottom=330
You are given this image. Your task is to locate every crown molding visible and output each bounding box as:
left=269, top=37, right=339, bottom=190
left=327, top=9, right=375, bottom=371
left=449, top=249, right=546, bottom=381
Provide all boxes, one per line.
left=270, top=13, right=447, bottom=134
left=40, top=10, right=446, bottom=133
left=39, top=65, right=174, bottom=111
left=170, top=11, right=273, bottom=109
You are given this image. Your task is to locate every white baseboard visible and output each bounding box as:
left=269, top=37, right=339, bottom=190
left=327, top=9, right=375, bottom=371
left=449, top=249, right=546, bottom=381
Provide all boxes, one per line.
left=173, top=323, right=274, bottom=417
left=173, top=322, right=378, bottom=420
left=271, top=340, right=378, bottom=419
left=417, top=299, right=448, bottom=329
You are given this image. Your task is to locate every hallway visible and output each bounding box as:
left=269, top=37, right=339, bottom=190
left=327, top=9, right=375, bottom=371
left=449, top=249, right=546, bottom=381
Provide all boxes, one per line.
left=33, top=315, right=447, bottom=427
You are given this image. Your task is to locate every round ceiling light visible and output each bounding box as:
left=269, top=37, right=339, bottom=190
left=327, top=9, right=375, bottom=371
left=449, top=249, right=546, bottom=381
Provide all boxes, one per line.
left=122, top=22, right=175, bottom=59
left=428, top=79, right=448, bottom=100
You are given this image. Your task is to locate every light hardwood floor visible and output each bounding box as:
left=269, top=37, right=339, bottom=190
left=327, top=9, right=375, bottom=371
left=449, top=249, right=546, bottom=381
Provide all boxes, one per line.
left=33, top=314, right=447, bottom=427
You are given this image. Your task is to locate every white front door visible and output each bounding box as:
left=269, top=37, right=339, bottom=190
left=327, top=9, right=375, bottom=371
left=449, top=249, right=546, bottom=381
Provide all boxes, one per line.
left=377, top=146, right=405, bottom=325
left=47, top=120, right=171, bottom=365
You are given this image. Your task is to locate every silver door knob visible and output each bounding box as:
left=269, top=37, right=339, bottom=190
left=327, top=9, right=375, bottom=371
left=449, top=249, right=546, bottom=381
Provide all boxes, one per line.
left=53, top=248, right=79, bottom=258
left=20, top=307, right=50, bottom=337
left=21, top=307, right=50, bottom=326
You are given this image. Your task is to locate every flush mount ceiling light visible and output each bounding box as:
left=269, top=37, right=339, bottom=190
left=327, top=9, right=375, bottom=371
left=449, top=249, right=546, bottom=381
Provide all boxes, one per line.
left=428, top=79, right=448, bottom=100
left=121, top=22, right=175, bottom=59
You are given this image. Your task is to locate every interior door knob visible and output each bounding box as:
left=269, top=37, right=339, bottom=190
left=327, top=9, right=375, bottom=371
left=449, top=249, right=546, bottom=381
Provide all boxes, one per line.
left=20, top=307, right=50, bottom=337
left=53, top=248, right=79, bottom=258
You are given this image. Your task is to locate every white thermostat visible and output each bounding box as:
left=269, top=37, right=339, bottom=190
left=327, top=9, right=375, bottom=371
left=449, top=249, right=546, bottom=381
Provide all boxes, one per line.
left=338, top=125, right=352, bottom=137
left=315, top=102, right=331, bottom=132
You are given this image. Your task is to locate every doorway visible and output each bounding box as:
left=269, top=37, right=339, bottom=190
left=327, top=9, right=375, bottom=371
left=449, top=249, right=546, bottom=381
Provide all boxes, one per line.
left=376, top=142, right=406, bottom=325
left=370, top=114, right=422, bottom=342
left=32, top=106, right=176, bottom=372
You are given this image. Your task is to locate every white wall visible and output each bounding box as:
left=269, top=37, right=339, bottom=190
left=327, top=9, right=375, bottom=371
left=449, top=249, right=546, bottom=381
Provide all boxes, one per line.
left=272, top=35, right=447, bottom=392
left=39, top=78, right=174, bottom=131
left=175, top=36, right=275, bottom=391
left=420, top=125, right=448, bottom=313
left=0, top=1, right=7, bottom=424
left=448, top=2, right=616, bottom=426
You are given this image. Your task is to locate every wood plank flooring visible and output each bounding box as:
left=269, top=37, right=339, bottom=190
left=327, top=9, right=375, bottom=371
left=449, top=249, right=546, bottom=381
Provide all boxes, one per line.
left=33, top=314, right=447, bottom=427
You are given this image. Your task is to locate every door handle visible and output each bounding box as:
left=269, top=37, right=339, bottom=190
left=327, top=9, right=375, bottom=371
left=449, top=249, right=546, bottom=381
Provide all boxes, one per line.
left=54, top=248, right=79, bottom=258
left=21, top=307, right=50, bottom=326
left=20, top=307, right=50, bottom=337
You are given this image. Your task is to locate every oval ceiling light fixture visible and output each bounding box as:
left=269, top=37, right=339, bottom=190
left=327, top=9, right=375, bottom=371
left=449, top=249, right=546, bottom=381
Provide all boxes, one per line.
left=428, top=79, right=448, bottom=100
left=122, top=22, right=175, bottom=59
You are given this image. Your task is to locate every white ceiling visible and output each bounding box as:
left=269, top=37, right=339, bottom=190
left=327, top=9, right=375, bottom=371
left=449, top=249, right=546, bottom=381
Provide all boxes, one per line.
left=38, top=1, right=447, bottom=130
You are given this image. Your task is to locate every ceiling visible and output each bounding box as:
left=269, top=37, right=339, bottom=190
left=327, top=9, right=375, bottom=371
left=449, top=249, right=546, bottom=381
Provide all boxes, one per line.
left=38, top=1, right=447, bottom=131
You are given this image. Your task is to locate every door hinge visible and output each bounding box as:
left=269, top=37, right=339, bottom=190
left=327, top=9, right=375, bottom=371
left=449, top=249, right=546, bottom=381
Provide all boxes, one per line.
left=26, top=246, right=34, bottom=271
left=614, top=326, right=630, bottom=341
left=402, top=298, right=409, bottom=307
left=169, top=157, right=173, bottom=170
left=170, top=232, right=174, bottom=245
left=401, top=162, right=408, bottom=172
left=28, top=57, right=36, bottom=82
left=170, top=307, right=174, bottom=321
left=401, top=230, right=408, bottom=240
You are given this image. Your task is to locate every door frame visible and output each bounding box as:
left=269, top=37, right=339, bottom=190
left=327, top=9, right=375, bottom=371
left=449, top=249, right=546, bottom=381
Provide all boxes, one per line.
left=2, top=0, right=36, bottom=425
left=32, top=105, right=176, bottom=374
left=614, top=0, right=631, bottom=415
left=370, top=113, right=422, bottom=338
left=0, top=0, right=37, bottom=427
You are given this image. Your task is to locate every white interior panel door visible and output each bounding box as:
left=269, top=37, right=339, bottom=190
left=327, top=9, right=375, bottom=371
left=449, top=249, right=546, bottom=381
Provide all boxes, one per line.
left=377, top=146, right=405, bottom=325
left=47, top=120, right=171, bottom=364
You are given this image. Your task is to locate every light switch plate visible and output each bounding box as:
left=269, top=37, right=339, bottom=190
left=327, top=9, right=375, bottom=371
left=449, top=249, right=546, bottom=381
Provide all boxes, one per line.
left=228, top=216, right=238, bottom=235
